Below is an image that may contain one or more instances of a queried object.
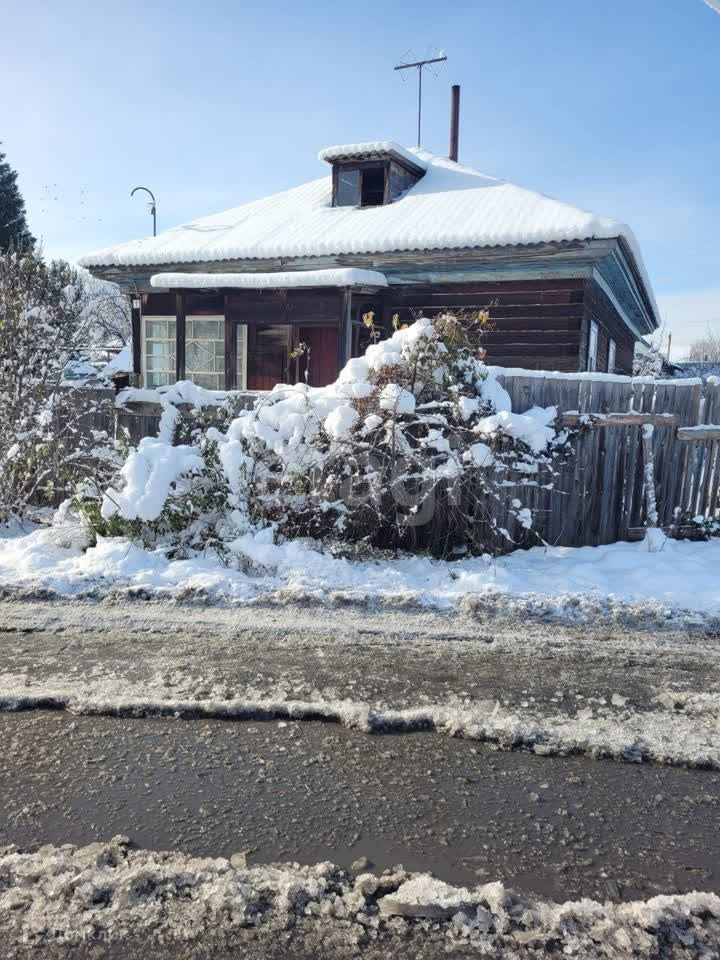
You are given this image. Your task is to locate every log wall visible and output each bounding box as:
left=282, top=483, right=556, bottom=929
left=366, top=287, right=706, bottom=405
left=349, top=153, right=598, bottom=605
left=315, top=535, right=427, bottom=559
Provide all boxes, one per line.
left=135, top=277, right=641, bottom=387
left=387, top=279, right=586, bottom=372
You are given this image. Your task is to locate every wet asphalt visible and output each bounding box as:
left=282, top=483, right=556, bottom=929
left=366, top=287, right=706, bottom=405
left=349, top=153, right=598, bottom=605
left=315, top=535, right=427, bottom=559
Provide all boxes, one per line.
left=1, top=709, right=719, bottom=904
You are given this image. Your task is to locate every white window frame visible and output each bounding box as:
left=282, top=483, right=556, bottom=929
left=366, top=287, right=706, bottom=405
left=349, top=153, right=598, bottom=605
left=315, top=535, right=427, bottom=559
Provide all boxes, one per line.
left=185, top=315, right=225, bottom=391
left=587, top=320, right=599, bottom=372
left=236, top=323, right=248, bottom=390
left=608, top=338, right=616, bottom=374
left=142, top=315, right=176, bottom=388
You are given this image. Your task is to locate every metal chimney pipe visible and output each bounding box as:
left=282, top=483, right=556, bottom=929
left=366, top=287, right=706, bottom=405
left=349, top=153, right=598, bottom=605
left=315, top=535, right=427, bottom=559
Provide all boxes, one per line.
left=449, top=84, right=460, bottom=162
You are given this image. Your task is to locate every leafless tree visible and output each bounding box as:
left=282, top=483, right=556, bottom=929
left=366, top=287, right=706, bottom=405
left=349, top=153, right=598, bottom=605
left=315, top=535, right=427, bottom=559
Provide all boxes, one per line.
left=686, top=327, right=720, bottom=364
left=80, top=271, right=131, bottom=346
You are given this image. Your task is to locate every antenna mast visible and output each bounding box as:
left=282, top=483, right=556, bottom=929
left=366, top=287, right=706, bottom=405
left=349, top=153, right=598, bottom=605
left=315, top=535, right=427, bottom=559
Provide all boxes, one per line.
left=394, top=52, right=447, bottom=147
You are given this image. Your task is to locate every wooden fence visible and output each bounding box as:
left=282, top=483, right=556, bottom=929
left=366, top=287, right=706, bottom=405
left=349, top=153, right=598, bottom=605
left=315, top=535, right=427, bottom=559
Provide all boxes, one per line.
left=492, top=371, right=720, bottom=547
left=35, top=386, right=117, bottom=507
left=48, top=374, right=720, bottom=548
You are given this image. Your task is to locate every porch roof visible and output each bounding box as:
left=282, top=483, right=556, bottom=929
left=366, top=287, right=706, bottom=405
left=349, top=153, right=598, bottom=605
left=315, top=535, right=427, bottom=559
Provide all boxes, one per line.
left=150, top=267, right=388, bottom=291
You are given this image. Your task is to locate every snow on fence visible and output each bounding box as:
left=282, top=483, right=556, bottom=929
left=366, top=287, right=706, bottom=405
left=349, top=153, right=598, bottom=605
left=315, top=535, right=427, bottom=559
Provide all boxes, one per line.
left=55, top=375, right=720, bottom=549
left=491, top=371, right=720, bottom=548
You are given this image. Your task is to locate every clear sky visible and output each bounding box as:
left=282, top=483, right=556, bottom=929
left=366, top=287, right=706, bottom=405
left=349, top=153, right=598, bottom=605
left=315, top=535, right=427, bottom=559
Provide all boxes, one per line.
left=3, top=0, right=719, bottom=358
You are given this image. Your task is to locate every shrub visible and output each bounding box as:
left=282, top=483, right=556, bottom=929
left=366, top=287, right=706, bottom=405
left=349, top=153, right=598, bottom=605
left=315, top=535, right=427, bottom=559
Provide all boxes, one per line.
left=0, top=251, right=119, bottom=522
left=93, top=312, right=569, bottom=560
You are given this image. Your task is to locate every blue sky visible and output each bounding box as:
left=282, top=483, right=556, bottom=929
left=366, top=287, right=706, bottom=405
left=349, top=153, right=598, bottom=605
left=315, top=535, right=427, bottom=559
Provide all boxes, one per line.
left=3, top=0, right=720, bottom=357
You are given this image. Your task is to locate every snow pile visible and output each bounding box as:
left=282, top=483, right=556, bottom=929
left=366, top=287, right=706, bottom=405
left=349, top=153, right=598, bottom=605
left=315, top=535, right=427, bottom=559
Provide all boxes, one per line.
left=1, top=665, right=719, bottom=769
left=379, top=876, right=478, bottom=919
left=0, top=838, right=717, bottom=957
left=475, top=406, right=557, bottom=454
left=116, top=379, right=231, bottom=409
left=151, top=267, right=389, bottom=290
left=318, top=140, right=426, bottom=169
left=101, top=344, right=132, bottom=377
left=101, top=436, right=203, bottom=523
left=1, top=521, right=719, bottom=622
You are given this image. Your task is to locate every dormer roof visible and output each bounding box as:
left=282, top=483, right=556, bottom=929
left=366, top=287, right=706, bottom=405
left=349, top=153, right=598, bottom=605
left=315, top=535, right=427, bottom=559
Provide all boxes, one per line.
left=318, top=141, right=426, bottom=177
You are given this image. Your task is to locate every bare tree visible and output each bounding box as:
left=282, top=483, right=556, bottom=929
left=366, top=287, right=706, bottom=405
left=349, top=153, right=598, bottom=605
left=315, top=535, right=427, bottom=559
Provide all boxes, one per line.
left=686, top=327, right=720, bottom=363
left=80, top=271, right=131, bottom=346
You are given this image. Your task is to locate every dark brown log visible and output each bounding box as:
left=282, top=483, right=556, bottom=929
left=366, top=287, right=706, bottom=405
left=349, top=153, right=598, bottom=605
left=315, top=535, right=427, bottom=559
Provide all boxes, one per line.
left=130, top=295, right=142, bottom=385
left=676, top=425, right=720, bottom=441
left=224, top=294, right=237, bottom=391
left=175, top=292, right=186, bottom=382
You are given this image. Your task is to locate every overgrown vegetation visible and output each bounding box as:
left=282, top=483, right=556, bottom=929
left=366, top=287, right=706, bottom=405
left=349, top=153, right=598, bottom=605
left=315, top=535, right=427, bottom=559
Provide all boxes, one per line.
left=0, top=250, right=120, bottom=522
left=93, top=312, right=571, bottom=560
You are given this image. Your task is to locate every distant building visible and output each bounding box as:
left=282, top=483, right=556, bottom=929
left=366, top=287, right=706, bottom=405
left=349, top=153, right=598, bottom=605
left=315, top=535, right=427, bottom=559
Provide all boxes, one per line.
left=80, top=140, right=659, bottom=389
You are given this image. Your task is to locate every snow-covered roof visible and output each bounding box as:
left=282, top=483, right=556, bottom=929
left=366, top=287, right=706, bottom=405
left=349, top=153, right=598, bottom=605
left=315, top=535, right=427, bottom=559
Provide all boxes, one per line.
left=150, top=268, right=388, bottom=290
left=318, top=140, right=425, bottom=171
left=79, top=146, right=657, bottom=325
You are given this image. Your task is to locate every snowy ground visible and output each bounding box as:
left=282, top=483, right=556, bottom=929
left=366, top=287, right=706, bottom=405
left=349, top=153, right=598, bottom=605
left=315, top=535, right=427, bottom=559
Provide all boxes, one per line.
left=1, top=836, right=718, bottom=960
left=2, top=509, right=719, bottom=957
left=1, top=521, right=720, bottom=623
left=0, top=599, right=719, bottom=957
left=1, top=598, right=719, bottom=771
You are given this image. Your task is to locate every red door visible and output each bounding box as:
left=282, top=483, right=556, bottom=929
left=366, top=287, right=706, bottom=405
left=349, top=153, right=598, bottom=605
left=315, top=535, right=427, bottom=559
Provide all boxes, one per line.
left=297, top=325, right=339, bottom=387
left=246, top=325, right=291, bottom=390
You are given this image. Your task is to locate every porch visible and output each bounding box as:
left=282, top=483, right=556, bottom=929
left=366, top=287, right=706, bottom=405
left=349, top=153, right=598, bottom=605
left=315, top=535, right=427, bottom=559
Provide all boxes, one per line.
left=131, top=269, right=390, bottom=391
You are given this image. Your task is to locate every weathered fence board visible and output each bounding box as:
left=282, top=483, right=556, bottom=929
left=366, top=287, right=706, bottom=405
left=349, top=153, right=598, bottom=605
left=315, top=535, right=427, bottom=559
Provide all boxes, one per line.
left=47, top=373, right=720, bottom=550
left=491, top=372, right=720, bottom=549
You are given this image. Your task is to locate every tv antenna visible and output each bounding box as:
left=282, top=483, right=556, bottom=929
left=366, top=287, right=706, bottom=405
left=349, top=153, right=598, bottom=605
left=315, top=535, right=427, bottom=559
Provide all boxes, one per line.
left=394, top=49, right=447, bottom=147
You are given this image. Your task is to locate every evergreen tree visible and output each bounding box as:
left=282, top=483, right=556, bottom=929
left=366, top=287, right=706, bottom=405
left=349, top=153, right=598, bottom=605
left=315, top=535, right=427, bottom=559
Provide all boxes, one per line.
left=0, top=144, right=35, bottom=252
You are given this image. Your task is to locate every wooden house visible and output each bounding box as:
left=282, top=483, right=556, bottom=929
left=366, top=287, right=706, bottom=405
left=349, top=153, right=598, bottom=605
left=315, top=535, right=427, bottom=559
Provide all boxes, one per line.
left=80, top=139, right=659, bottom=390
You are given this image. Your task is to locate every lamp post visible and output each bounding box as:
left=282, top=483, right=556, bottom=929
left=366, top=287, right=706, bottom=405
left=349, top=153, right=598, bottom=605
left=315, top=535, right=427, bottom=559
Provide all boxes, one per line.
left=130, top=186, right=157, bottom=236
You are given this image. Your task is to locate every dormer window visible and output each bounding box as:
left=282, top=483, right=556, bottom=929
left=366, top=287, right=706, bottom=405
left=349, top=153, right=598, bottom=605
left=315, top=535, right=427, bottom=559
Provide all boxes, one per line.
left=320, top=141, right=426, bottom=209
left=335, top=163, right=386, bottom=207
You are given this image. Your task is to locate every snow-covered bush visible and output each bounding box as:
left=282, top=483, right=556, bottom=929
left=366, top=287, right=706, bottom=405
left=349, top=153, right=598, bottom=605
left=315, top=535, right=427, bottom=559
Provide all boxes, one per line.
left=633, top=343, right=666, bottom=378
left=94, top=313, right=569, bottom=559
left=0, top=251, right=119, bottom=521
left=672, top=361, right=720, bottom=381
left=669, top=509, right=720, bottom=541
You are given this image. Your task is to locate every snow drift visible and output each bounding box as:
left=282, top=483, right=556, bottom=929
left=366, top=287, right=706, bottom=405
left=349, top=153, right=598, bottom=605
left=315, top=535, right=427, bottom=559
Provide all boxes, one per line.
left=0, top=838, right=717, bottom=958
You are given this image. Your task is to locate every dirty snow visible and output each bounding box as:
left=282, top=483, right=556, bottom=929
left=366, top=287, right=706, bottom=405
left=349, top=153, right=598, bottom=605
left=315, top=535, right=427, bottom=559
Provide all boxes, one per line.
left=0, top=837, right=717, bottom=958
left=0, top=661, right=719, bottom=769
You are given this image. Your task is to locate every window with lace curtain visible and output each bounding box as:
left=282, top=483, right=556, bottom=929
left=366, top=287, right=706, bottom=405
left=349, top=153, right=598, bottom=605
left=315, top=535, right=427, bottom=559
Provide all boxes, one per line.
left=185, top=316, right=224, bottom=390
left=143, top=316, right=176, bottom=387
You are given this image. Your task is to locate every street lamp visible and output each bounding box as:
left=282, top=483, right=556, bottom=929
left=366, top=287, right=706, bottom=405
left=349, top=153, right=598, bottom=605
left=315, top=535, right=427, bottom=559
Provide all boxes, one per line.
left=130, top=186, right=157, bottom=237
